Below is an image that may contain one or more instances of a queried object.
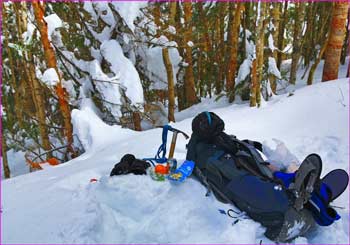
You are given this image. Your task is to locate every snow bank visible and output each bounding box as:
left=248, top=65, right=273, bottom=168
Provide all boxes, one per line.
left=71, top=105, right=131, bottom=153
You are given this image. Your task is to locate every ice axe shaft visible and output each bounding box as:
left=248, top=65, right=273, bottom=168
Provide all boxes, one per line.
left=168, top=132, right=178, bottom=159
left=167, top=127, right=189, bottom=159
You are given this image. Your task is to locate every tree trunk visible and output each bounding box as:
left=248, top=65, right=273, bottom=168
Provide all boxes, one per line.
left=168, top=3, right=177, bottom=122
left=340, top=9, right=349, bottom=65
left=32, top=1, right=74, bottom=155
left=132, top=112, right=142, bottom=131
left=307, top=36, right=329, bottom=85
left=183, top=1, right=197, bottom=108
left=169, top=2, right=177, bottom=25
left=14, top=2, right=52, bottom=153
left=174, top=3, right=185, bottom=111
left=269, top=2, right=281, bottom=94
left=340, top=24, right=349, bottom=65
left=303, top=3, right=316, bottom=68
left=290, top=2, right=305, bottom=85
left=214, top=3, right=227, bottom=96
left=2, top=137, right=11, bottom=179
left=162, top=48, right=176, bottom=122
left=250, top=59, right=258, bottom=107
left=277, top=1, right=288, bottom=70
left=3, top=4, right=23, bottom=128
left=154, top=3, right=176, bottom=122
left=226, top=3, right=244, bottom=103
left=28, top=53, right=52, bottom=153
left=255, top=3, right=267, bottom=107
left=322, top=3, right=349, bottom=82
left=153, top=2, right=161, bottom=29
left=197, top=2, right=213, bottom=93
left=244, top=2, right=252, bottom=35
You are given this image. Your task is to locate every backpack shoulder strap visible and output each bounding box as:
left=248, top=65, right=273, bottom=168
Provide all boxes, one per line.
left=242, top=139, right=263, bottom=152
left=214, top=133, right=274, bottom=180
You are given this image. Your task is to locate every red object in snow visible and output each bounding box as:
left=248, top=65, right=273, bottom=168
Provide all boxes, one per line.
left=90, top=178, right=98, bottom=183
left=155, top=164, right=170, bottom=175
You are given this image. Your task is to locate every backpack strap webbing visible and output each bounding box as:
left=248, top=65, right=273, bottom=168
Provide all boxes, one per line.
left=213, top=132, right=275, bottom=181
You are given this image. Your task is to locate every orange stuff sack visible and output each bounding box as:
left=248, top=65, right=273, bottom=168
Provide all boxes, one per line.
left=47, top=157, right=60, bottom=166
left=155, top=164, right=170, bottom=175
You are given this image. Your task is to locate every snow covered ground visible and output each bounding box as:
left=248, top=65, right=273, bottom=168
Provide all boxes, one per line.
left=2, top=76, right=349, bottom=244
left=278, top=57, right=349, bottom=94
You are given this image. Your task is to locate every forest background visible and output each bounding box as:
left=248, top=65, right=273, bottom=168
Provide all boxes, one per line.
left=1, top=1, right=349, bottom=178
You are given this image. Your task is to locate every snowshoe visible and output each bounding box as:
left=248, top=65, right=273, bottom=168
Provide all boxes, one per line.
left=320, top=169, right=349, bottom=202
left=289, top=154, right=322, bottom=211
left=270, top=206, right=315, bottom=242
left=306, top=168, right=349, bottom=226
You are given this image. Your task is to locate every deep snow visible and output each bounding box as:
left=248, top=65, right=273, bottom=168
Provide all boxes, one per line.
left=2, top=77, right=349, bottom=244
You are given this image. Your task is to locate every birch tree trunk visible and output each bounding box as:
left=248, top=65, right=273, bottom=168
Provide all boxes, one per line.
left=340, top=14, right=349, bottom=65
left=32, top=1, right=74, bottom=155
left=322, top=3, right=349, bottom=81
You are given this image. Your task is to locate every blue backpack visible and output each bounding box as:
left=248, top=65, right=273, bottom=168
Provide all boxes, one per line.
left=186, top=112, right=340, bottom=242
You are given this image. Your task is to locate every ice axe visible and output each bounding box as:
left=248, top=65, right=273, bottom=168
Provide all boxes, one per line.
left=167, top=126, right=189, bottom=159
left=144, top=125, right=189, bottom=175
left=145, top=125, right=189, bottom=179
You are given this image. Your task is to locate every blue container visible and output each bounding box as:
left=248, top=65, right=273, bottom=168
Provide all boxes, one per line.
left=167, top=160, right=195, bottom=182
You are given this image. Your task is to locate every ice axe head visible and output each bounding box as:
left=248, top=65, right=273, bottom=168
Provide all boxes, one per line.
left=167, top=126, right=189, bottom=140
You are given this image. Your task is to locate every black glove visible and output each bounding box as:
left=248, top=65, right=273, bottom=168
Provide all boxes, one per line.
left=110, top=154, right=151, bottom=176
left=110, top=154, right=136, bottom=176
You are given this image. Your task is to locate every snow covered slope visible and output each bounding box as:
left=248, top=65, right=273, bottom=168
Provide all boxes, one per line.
left=2, top=78, right=349, bottom=244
